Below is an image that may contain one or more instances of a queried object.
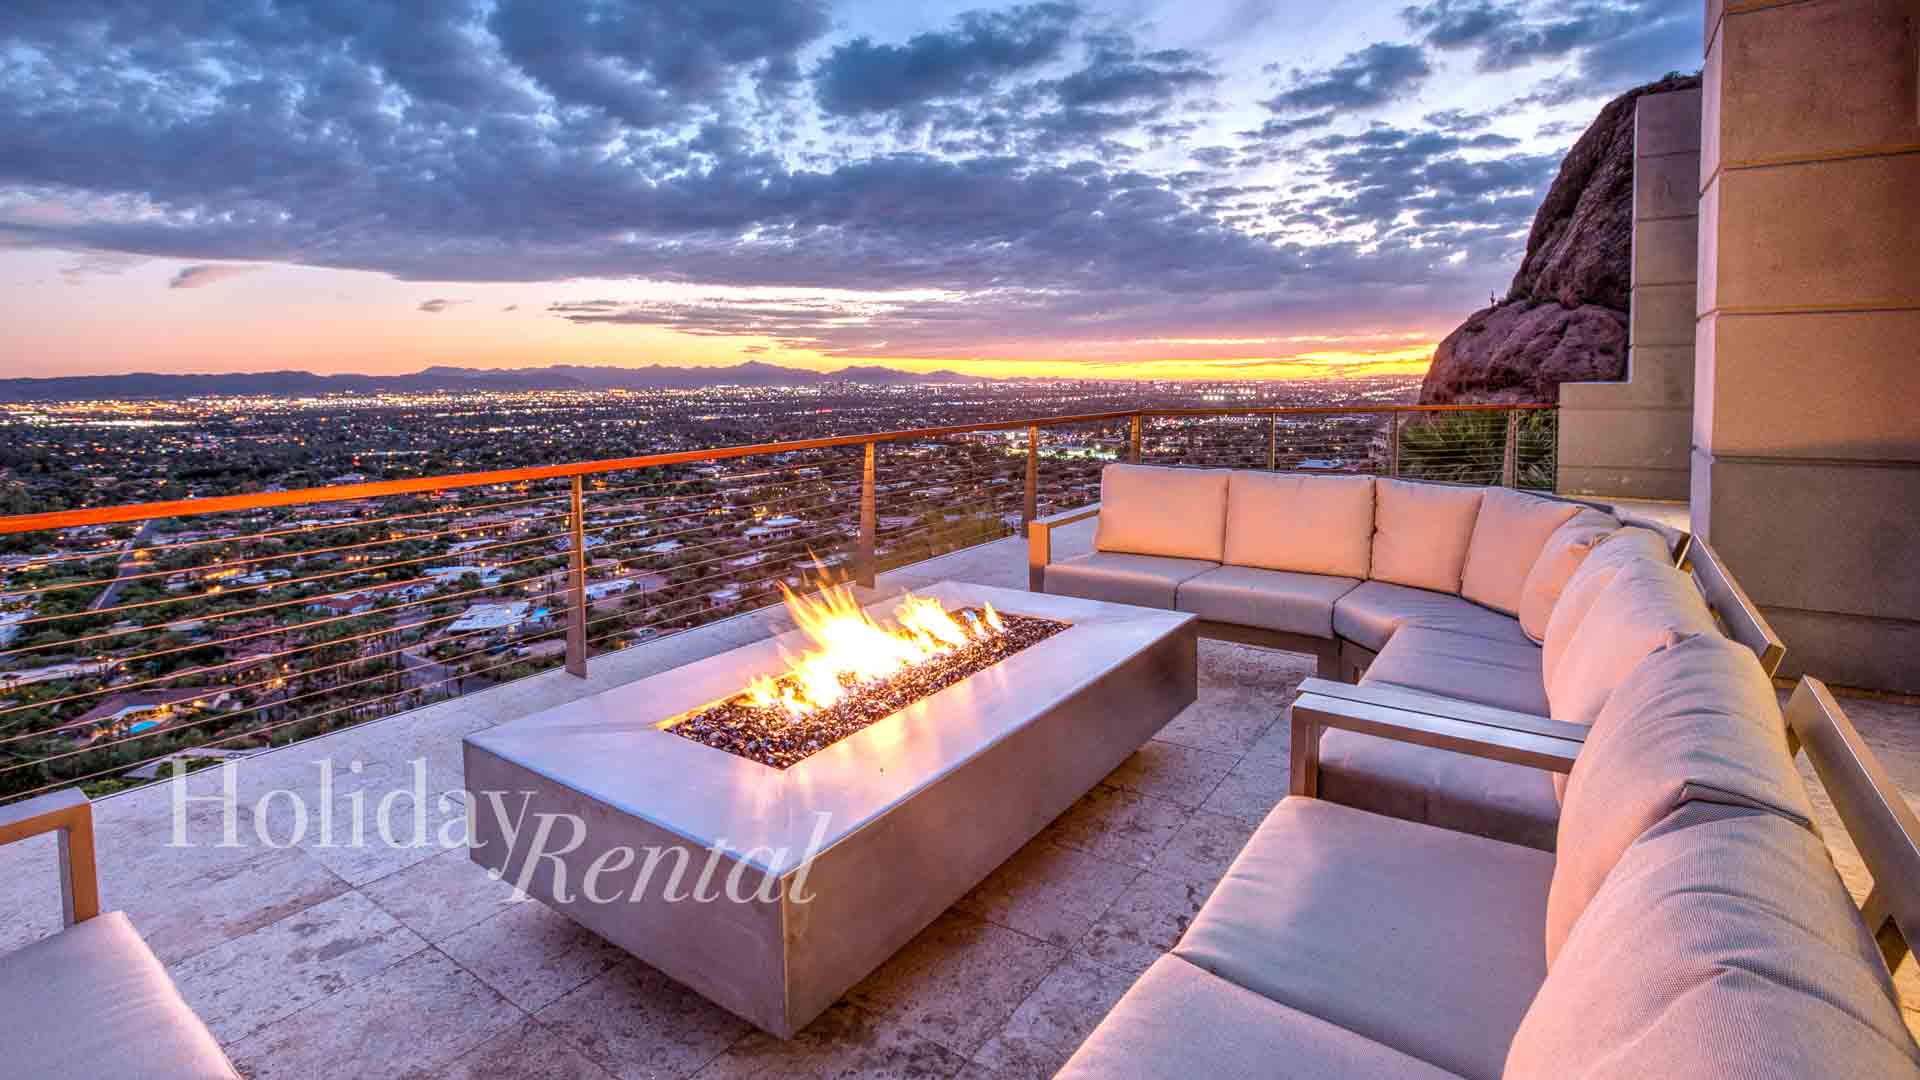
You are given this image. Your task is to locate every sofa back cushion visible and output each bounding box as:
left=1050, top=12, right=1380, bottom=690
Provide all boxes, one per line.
left=1508, top=807, right=1919, bottom=1079
left=1546, top=557, right=1719, bottom=728
left=1222, top=472, right=1375, bottom=578
left=1540, top=526, right=1675, bottom=689
left=1095, top=464, right=1231, bottom=562
left=1545, top=633, right=1811, bottom=964
left=1459, top=490, right=1586, bottom=617
left=1517, top=510, right=1619, bottom=643
left=1368, top=480, right=1484, bottom=594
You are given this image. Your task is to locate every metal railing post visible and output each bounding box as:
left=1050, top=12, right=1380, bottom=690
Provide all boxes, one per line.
left=1267, top=415, right=1278, bottom=471
left=857, top=442, right=877, bottom=588
left=565, top=475, right=588, bottom=678
left=1024, top=425, right=1040, bottom=526
left=1501, top=409, right=1520, bottom=487
left=1387, top=414, right=1401, bottom=478
left=1127, top=415, right=1142, bottom=464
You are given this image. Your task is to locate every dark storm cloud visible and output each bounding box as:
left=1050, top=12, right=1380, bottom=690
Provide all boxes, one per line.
left=1263, top=43, right=1433, bottom=113
left=811, top=3, right=1081, bottom=115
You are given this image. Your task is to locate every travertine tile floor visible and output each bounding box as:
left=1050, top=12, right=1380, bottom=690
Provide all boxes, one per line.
left=1, top=522, right=1915, bottom=1077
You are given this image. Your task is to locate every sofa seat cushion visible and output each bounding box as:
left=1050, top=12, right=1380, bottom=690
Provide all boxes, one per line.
left=1332, top=580, right=1532, bottom=653
left=1221, top=472, right=1376, bottom=578
left=1546, top=633, right=1813, bottom=964
left=1175, top=797, right=1552, bottom=1080
left=0, top=911, right=239, bottom=1079
left=1058, top=954, right=1465, bottom=1080
left=1176, top=566, right=1361, bottom=638
left=1045, top=551, right=1218, bottom=609
left=1459, top=489, right=1584, bottom=616
left=1362, top=624, right=1549, bottom=717
left=1508, top=807, right=1920, bottom=1079
left=1546, top=557, right=1719, bottom=727
left=1369, top=480, right=1485, bottom=594
left=1315, top=728, right=1561, bottom=850
left=1094, top=464, right=1232, bottom=561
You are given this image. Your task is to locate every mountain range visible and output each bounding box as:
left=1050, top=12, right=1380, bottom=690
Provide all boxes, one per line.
left=0, top=361, right=997, bottom=402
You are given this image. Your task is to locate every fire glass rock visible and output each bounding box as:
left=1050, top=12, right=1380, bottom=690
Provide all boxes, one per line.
left=667, top=608, right=1067, bottom=768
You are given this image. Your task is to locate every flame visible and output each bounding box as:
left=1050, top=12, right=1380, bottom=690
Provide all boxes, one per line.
left=742, top=581, right=1006, bottom=720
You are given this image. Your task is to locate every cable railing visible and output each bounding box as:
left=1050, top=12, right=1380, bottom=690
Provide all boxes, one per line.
left=0, top=403, right=1553, bottom=802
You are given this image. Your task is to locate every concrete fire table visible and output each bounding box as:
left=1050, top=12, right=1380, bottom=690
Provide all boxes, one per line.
left=464, top=581, right=1197, bottom=1037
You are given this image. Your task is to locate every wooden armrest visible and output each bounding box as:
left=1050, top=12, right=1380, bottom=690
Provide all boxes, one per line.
left=1027, top=501, right=1101, bottom=591
left=0, top=788, right=101, bottom=926
left=1288, top=687, right=1585, bottom=798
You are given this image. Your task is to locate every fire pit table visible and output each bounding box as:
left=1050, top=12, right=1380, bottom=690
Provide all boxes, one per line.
left=464, top=580, right=1197, bottom=1037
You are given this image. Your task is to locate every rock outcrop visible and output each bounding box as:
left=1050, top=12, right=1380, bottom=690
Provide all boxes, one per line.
left=1419, top=73, right=1700, bottom=405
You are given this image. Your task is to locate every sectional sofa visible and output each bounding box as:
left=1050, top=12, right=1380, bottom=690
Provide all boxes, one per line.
left=1030, top=465, right=1775, bottom=850
left=1061, top=669, right=1920, bottom=1078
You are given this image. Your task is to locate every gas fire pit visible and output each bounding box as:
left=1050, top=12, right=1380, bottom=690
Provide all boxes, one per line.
left=464, top=580, right=1196, bottom=1038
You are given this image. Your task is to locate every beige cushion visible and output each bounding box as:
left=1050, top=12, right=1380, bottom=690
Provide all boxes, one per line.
left=1369, top=480, right=1484, bottom=594
left=1331, top=580, right=1532, bottom=653
left=1509, top=807, right=1920, bottom=1079
left=1460, top=490, right=1584, bottom=616
left=1057, top=954, right=1462, bottom=1080
left=1045, top=551, right=1218, bottom=609
left=0, top=911, right=240, bottom=1079
left=1176, top=566, right=1361, bottom=638
left=1540, top=526, right=1674, bottom=687
left=1517, top=510, right=1619, bottom=642
left=1316, top=727, right=1561, bottom=850
left=1546, top=557, right=1719, bottom=727
left=1222, top=472, right=1375, bottom=578
left=1362, top=625, right=1549, bottom=717
left=1176, top=797, right=1552, bottom=1080
left=1546, top=633, right=1812, bottom=964
left=1094, top=464, right=1230, bottom=561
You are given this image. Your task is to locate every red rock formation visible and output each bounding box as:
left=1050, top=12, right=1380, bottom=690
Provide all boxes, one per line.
left=1420, top=73, right=1701, bottom=405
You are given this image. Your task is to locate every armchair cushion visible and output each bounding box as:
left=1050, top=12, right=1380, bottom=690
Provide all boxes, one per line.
left=1222, top=472, right=1375, bottom=578
left=1045, top=551, right=1218, bottom=610
left=1332, top=581, right=1532, bottom=653
left=1175, top=797, right=1552, bottom=1080
left=1546, top=557, right=1719, bottom=727
left=1094, top=464, right=1231, bottom=561
left=1176, top=566, right=1361, bottom=638
left=1509, top=807, right=1920, bottom=1079
left=1546, top=633, right=1811, bottom=964
left=1517, top=510, right=1619, bottom=643
left=1459, top=490, right=1584, bottom=616
left=0, top=911, right=240, bottom=1079
left=1368, top=480, right=1484, bottom=594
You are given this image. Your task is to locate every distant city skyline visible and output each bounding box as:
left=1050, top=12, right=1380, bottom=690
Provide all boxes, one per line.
left=0, top=1, right=1700, bottom=380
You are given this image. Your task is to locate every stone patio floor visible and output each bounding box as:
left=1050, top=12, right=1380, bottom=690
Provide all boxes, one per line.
left=1, top=518, right=1915, bottom=1078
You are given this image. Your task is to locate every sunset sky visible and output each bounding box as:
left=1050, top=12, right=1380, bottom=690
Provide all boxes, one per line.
left=0, top=1, right=1700, bottom=381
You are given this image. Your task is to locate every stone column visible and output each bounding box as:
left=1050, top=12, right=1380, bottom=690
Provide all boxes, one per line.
left=1558, top=87, right=1702, bottom=500
left=1694, top=0, right=1920, bottom=689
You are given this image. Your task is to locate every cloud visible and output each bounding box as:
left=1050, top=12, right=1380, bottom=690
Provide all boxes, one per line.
left=1050, top=34, right=1216, bottom=107
left=812, top=3, right=1081, bottom=116
left=1402, top=1, right=1700, bottom=99
left=168, top=264, right=259, bottom=289
left=1263, top=43, right=1433, bottom=113
left=418, top=298, right=465, bottom=313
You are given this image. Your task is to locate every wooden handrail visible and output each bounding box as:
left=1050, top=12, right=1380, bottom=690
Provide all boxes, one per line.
left=0, top=402, right=1552, bottom=536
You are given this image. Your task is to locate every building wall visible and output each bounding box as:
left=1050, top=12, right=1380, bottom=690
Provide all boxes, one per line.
left=1694, top=0, right=1920, bottom=690
left=1559, top=88, right=1703, bottom=501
